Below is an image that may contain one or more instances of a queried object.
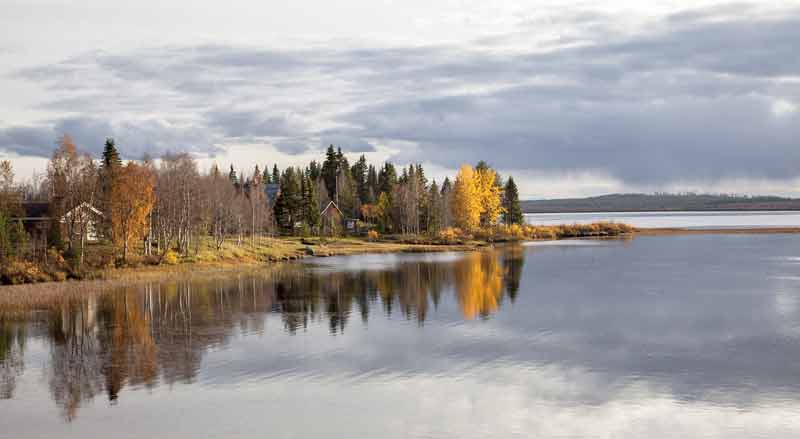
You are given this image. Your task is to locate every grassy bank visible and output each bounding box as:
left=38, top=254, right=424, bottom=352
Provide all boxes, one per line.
left=0, top=236, right=484, bottom=286
left=0, top=222, right=634, bottom=286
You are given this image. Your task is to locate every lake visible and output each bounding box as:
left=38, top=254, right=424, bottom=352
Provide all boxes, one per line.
left=3, top=233, right=800, bottom=438
left=525, top=210, right=800, bottom=229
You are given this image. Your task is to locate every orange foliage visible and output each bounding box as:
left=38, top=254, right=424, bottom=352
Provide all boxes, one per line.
left=454, top=252, right=504, bottom=319
left=110, top=162, right=155, bottom=262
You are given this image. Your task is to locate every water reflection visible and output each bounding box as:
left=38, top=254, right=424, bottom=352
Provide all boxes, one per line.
left=0, top=319, right=25, bottom=399
left=1, top=248, right=523, bottom=420
left=4, top=234, right=800, bottom=438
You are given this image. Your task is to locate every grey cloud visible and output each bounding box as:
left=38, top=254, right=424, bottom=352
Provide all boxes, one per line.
left=319, top=133, right=376, bottom=153
left=356, top=88, right=800, bottom=183
left=0, top=125, right=57, bottom=157
left=6, top=4, right=800, bottom=186
left=204, top=110, right=305, bottom=138
left=0, top=117, right=221, bottom=159
left=273, top=140, right=310, bottom=155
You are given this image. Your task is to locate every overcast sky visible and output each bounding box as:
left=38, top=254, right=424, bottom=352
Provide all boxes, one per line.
left=1, top=0, right=798, bottom=199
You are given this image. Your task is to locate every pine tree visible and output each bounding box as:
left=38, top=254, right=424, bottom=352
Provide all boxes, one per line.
left=308, top=160, right=321, bottom=181
left=272, top=164, right=280, bottom=185
left=352, top=155, right=369, bottom=204
left=366, top=164, right=378, bottom=203
left=427, top=180, right=441, bottom=233
left=502, top=177, right=524, bottom=225
left=100, top=137, right=122, bottom=239
left=273, top=167, right=302, bottom=233
left=101, top=138, right=122, bottom=170
left=321, top=145, right=339, bottom=201
left=378, top=162, right=397, bottom=195
left=302, top=173, right=321, bottom=234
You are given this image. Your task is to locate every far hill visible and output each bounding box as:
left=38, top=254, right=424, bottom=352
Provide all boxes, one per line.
left=521, top=193, right=800, bottom=213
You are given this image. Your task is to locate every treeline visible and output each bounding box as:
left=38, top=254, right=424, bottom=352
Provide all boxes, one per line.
left=0, top=136, right=524, bottom=274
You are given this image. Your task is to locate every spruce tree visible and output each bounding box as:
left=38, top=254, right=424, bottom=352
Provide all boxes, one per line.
left=378, top=162, right=397, bottom=195
left=352, top=155, right=369, bottom=204
left=303, top=173, right=321, bottom=234
left=502, top=177, right=524, bottom=225
left=100, top=137, right=122, bottom=239
left=272, top=164, right=280, bottom=185
left=366, top=164, right=378, bottom=203
left=102, top=138, right=122, bottom=170
left=321, top=145, right=339, bottom=201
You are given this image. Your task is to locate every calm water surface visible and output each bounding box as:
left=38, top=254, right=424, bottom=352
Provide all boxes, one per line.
left=526, top=210, right=800, bottom=229
left=2, top=234, right=800, bottom=438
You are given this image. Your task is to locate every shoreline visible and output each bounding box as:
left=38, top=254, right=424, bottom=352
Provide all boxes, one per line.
left=3, top=225, right=798, bottom=302
left=0, top=239, right=487, bottom=307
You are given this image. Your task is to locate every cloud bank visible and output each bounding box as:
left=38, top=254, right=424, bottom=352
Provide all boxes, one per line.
left=1, top=3, right=799, bottom=195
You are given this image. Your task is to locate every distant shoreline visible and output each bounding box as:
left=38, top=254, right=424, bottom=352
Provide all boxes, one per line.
left=636, top=227, right=800, bottom=235
left=521, top=193, right=800, bottom=214
left=524, top=208, right=800, bottom=214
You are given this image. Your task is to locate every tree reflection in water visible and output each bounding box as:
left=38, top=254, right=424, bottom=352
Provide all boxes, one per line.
left=0, top=318, right=25, bottom=400
left=0, top=247, right=525, bottom=420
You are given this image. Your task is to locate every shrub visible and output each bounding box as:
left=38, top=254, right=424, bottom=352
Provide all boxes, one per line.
left=438, top=227, right=467, bottom=243
left=367, top=230, right=379, bottom=241
left=162, top=250, right=179, bottom=265
left=1, top=260, right=51, bottom=285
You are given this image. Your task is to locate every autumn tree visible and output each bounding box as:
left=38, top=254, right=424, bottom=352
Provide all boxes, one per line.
left=452, top=165, right=482, bottom=231
left=475, top=164, right=503, bottom=227
left=202, top=164, right=237, bottom=250
left=110, top=162, right=155, bottom=263
left=153, top=153, right=199, bottom=259
left=245, top=166, right=271, bottom=246
left=47, top=135, right=98, bottom=264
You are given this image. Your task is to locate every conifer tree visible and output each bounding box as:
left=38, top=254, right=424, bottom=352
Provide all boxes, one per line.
left=100, top=137, right=122, bottom=239
left=502, top=177, right=524, bottom=225
left=321, top=145, right=339, bottom=201
left=272, top=164, right=280, bottom=185
left=101, top=138, right=122, bottom=170
left=366, top=164, right=378, bottom=203
left=302, top=173, right=321, bottom=234
left=352, top=155, right=369, bottom=204
left=378, top=162, right=397, bottom=195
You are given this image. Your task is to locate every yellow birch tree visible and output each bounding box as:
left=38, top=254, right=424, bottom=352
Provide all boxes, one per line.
left=476, top=167, right=503, bottom=227
left=110, top=162, right=155, bottom=263
left=452, top=164, right=481, bottom=231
